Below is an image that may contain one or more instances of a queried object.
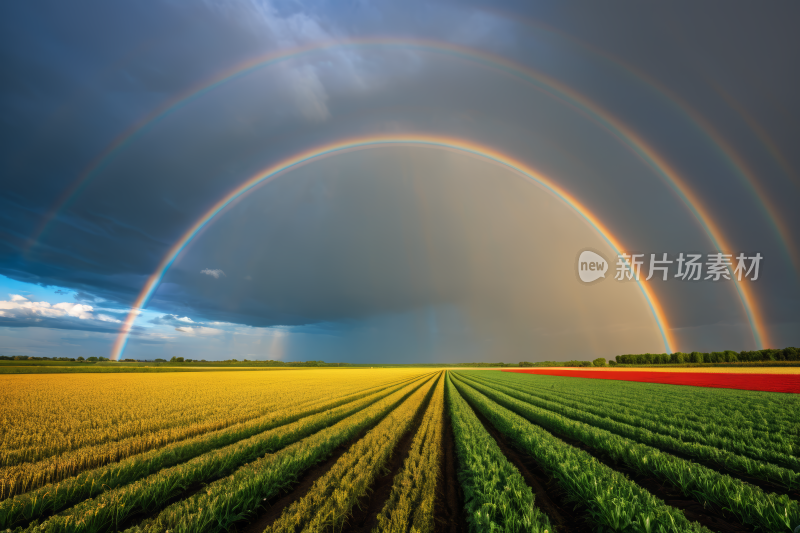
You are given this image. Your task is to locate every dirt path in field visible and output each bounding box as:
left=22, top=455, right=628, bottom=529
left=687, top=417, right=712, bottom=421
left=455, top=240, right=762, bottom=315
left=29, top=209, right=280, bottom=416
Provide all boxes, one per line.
left=434, top=401, right=468, bottom=533
left=468, top=403, right=589, bottom=533
left=340, top=380, right=436, bottom=533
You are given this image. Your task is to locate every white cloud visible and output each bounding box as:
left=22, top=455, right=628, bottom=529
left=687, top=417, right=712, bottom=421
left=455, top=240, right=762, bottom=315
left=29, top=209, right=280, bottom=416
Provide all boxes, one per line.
left=177, top=316, right=195, bottom=323
left=175, top=326, right=223, bottom=336
left=0, top=298, right=96, bottom=320
left=52, top=303, right=95, bottom=319
left=200, top=268, right=226, bottom=279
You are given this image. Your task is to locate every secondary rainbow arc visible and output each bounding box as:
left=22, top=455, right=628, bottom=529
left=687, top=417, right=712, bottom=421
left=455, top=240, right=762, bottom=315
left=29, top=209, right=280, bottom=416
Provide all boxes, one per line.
left=110, top=136, right=675, bottom=360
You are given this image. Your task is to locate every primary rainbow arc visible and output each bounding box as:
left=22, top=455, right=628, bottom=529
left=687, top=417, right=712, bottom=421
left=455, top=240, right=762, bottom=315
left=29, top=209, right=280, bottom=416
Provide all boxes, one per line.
left=110, top=135, right=676, bottom=361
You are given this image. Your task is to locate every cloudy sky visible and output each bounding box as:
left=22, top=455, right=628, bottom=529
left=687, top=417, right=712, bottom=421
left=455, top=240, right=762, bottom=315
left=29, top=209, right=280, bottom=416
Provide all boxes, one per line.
left=1, top=0, right=798, bottom=362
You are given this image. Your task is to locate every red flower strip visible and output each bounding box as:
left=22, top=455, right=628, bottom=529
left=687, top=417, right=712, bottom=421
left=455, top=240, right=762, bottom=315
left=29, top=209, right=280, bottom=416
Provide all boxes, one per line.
left=501, top=369, right=800, bottom=393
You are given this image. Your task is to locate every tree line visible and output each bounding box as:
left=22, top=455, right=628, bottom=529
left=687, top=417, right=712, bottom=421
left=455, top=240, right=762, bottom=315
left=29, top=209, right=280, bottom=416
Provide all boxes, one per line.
left=614, top=347, right=799, bottom=365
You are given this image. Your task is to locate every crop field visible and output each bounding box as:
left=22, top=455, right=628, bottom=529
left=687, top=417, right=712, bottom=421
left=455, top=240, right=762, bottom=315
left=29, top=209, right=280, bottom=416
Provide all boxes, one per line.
left=1, top=369, right=799, bottom=532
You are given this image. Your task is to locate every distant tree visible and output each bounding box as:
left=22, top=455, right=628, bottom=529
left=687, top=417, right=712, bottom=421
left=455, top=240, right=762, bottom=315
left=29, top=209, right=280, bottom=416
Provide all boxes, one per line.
left=608, top=360, right=617, bottom=366
left=519, top=361, right=534, bottom=367
left=784, top=347, right=799, bottom=361
left=154, top=358, right=167, bottom=363
left=592, top=358, right=606, bottom=367
left=77, top=356, right=85, bottom=361
left=87, top=357, right=98, bottom=362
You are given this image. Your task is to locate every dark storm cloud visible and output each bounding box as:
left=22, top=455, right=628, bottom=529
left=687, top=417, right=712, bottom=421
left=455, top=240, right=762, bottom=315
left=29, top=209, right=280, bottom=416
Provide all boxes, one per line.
left=1, top=0, right=798, bottom=358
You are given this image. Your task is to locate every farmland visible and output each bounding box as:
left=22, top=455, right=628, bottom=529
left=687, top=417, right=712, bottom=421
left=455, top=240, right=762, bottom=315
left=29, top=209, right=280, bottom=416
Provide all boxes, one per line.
left=1, top=369, right=799, bottom=532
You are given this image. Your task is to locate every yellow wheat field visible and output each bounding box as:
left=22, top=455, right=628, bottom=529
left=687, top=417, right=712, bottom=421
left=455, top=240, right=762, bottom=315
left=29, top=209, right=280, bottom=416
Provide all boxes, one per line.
left=0, top=369, right=426, bottom=485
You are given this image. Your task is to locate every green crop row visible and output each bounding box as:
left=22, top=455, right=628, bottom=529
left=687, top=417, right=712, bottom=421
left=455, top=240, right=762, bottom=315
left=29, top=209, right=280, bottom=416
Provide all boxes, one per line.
left=455, top=373, right=800, bottom=532
left=491, top=371, right=799, bottom=433
left=373, top=373, right=445, bottom=533
left=481, top=372, right=797, bottom=461
left=268, top=373, right=440, bottom=532
left=123, top=374, right=439, bottom=533
left=20, top=374, right=434, bottom=533
left=461, top=372, right=800, bottom=490
left=487, top=371, right=799, bottom=443
left=503, top=371, right=799, bottom=439
left=450, top=375, right=708, bottom=533
left=479, top=372, right=800, bottom=462
left=446, top=374, right=552, bottom=533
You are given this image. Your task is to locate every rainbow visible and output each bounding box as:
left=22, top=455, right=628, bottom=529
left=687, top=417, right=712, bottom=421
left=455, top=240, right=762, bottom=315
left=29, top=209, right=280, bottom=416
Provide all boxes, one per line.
left=110, top=135, right=675, bottom=360
left=27, top=37, right=769, bottom=347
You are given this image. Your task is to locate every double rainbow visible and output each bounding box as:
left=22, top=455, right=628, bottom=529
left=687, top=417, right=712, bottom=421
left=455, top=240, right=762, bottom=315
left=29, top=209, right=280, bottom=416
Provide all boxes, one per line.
left=19, top=38, right=770, bottom=356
